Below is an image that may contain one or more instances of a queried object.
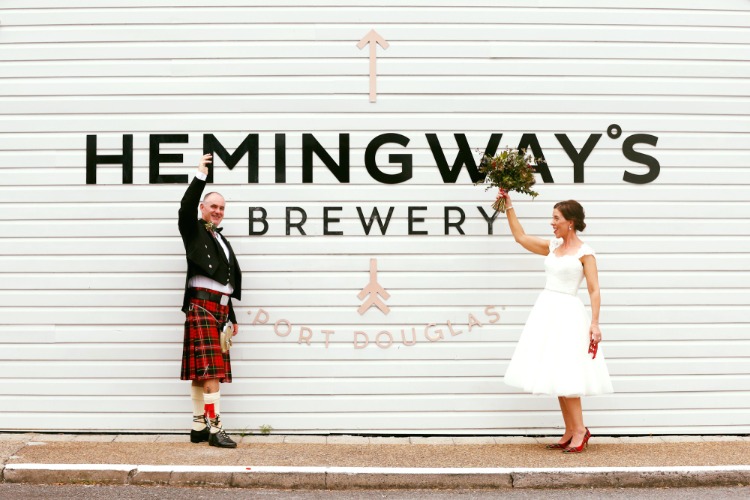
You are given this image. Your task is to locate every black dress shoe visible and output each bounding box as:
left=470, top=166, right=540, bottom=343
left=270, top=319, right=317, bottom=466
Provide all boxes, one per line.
left=190, top=426, right=210, bottom=443
left=208, top=429, right=237, bottom=448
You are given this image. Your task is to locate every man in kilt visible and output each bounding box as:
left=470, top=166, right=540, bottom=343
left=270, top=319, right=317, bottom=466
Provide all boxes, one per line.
left=178, top=153, right=242, bottom=448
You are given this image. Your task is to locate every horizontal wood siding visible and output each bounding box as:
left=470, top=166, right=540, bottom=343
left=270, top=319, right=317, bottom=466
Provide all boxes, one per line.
left=0, top=0, right=748, bottom=434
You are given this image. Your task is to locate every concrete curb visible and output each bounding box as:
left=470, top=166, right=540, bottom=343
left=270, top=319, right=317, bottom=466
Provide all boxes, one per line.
left=3, top=464, right=750, bottom=490
left=510, top=466, right=750, bottom=489
left=3, top=464, right=134, bottom=485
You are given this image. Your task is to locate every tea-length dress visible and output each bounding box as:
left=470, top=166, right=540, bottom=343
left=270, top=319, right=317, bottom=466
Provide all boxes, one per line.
left=503, top=238, right=614, bottom=396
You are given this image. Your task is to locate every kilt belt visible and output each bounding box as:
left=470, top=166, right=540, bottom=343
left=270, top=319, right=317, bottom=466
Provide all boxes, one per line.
left=189, top=288, right=230, bottom=306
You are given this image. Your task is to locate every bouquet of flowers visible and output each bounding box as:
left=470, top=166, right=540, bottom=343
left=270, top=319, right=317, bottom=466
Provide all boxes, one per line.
left=475, top=148, right=541, bottom=213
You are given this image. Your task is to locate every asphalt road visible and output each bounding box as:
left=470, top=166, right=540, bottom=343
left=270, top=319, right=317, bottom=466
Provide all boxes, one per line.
left=1, top=485, right=750, bottom=499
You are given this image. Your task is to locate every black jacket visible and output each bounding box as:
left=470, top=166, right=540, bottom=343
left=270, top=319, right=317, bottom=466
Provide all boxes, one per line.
left=178, top=176, right=242, bottom=323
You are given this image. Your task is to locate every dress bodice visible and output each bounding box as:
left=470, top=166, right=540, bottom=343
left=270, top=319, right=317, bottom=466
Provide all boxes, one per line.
left=543, top=238, right=595, bottom=296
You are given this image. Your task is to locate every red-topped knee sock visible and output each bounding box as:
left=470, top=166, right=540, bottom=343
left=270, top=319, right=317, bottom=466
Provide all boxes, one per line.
left=204, top=391, right=222, bottom=434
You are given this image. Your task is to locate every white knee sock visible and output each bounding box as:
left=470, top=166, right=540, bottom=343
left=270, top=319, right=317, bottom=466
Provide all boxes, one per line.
left=191, top=385, right=206, bottom=431
left=204, top=391, right=222, bottom=433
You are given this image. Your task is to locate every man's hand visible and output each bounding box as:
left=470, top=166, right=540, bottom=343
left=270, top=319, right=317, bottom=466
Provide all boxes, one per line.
left=198, top=153, right=212, bottom=176
left=232, top=323, right=239, bottom=337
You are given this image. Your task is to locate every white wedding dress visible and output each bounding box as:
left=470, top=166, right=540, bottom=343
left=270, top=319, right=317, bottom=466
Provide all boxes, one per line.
left=503, top=238, right=614, bottom=397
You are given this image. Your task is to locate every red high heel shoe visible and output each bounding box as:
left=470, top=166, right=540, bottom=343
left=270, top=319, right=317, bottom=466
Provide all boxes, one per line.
left=562, top=428, right=591, bottom=453
left=545, top=437, right=572, bottom=449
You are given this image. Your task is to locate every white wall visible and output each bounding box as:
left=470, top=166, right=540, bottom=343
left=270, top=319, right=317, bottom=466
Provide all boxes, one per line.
left=1, top=0, right=749, bottom=434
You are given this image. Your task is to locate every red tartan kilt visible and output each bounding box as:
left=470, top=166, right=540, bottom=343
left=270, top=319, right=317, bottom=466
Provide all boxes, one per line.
left=180, top=296, right=232, bottom=383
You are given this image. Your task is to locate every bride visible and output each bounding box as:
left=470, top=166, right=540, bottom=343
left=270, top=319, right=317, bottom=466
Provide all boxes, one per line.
left=497, top=190, right=613, bottom=453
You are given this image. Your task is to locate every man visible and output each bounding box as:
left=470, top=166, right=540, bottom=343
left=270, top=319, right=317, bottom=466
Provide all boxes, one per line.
left=178, top=153, right=242, bottom=448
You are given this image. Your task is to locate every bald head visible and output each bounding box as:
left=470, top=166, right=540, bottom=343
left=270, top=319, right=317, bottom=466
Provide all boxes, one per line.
left=200, top=192, right=225, bottom=227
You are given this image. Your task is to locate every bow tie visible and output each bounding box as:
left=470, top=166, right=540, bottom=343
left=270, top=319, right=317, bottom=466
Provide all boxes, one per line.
left=214, top=227, right=223, bottom=233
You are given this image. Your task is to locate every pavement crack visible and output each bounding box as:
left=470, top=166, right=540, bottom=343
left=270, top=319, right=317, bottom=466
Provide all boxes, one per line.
left=126, top=466, right=137, bottom=484
left=2, top=441, right=31, bottom=467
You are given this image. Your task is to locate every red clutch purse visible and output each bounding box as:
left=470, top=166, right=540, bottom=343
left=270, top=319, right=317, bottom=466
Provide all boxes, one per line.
left=588, top=339, right=598, bottom=359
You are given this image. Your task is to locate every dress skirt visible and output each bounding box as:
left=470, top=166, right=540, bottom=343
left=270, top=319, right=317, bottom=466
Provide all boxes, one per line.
left=503, top=289, right=613, bottom=397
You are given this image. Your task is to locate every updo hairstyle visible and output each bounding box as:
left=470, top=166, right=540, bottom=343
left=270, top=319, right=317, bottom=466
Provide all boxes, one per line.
left=553, top=200, right=586, bottom=232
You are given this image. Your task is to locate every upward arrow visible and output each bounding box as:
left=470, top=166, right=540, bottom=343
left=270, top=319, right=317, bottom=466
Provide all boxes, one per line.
left=357, top=258, right=390, bottom=315
left=357, top=29, right=389, bottom=103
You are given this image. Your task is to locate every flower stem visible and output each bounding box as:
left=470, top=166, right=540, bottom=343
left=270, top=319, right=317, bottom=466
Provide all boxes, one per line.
left=492, top=198, right=506, bottom=213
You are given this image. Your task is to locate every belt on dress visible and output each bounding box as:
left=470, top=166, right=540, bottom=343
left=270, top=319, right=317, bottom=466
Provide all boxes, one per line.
left=543, top=288, right=578, bottom=296
left=190, top=289, right=230, bottom=306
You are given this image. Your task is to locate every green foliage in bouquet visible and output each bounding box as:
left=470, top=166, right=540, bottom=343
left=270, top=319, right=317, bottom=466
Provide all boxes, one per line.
left=475, top=148, right=541, bottom=213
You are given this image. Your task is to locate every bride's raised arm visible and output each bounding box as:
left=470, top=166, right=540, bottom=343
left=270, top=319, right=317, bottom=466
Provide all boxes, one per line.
left=498, top=190, right=549, bottom=256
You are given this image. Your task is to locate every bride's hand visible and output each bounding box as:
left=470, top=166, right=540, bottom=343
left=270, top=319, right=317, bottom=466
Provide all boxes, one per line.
left=496, top=189, right=512, bottom=208
left=589, top=324, right=602, bottom=344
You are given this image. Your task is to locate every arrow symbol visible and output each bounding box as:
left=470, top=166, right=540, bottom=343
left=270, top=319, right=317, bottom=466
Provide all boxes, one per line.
left=357, top=258, right=390, bottom=315
left=357, top=29, right=389, bottom=103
